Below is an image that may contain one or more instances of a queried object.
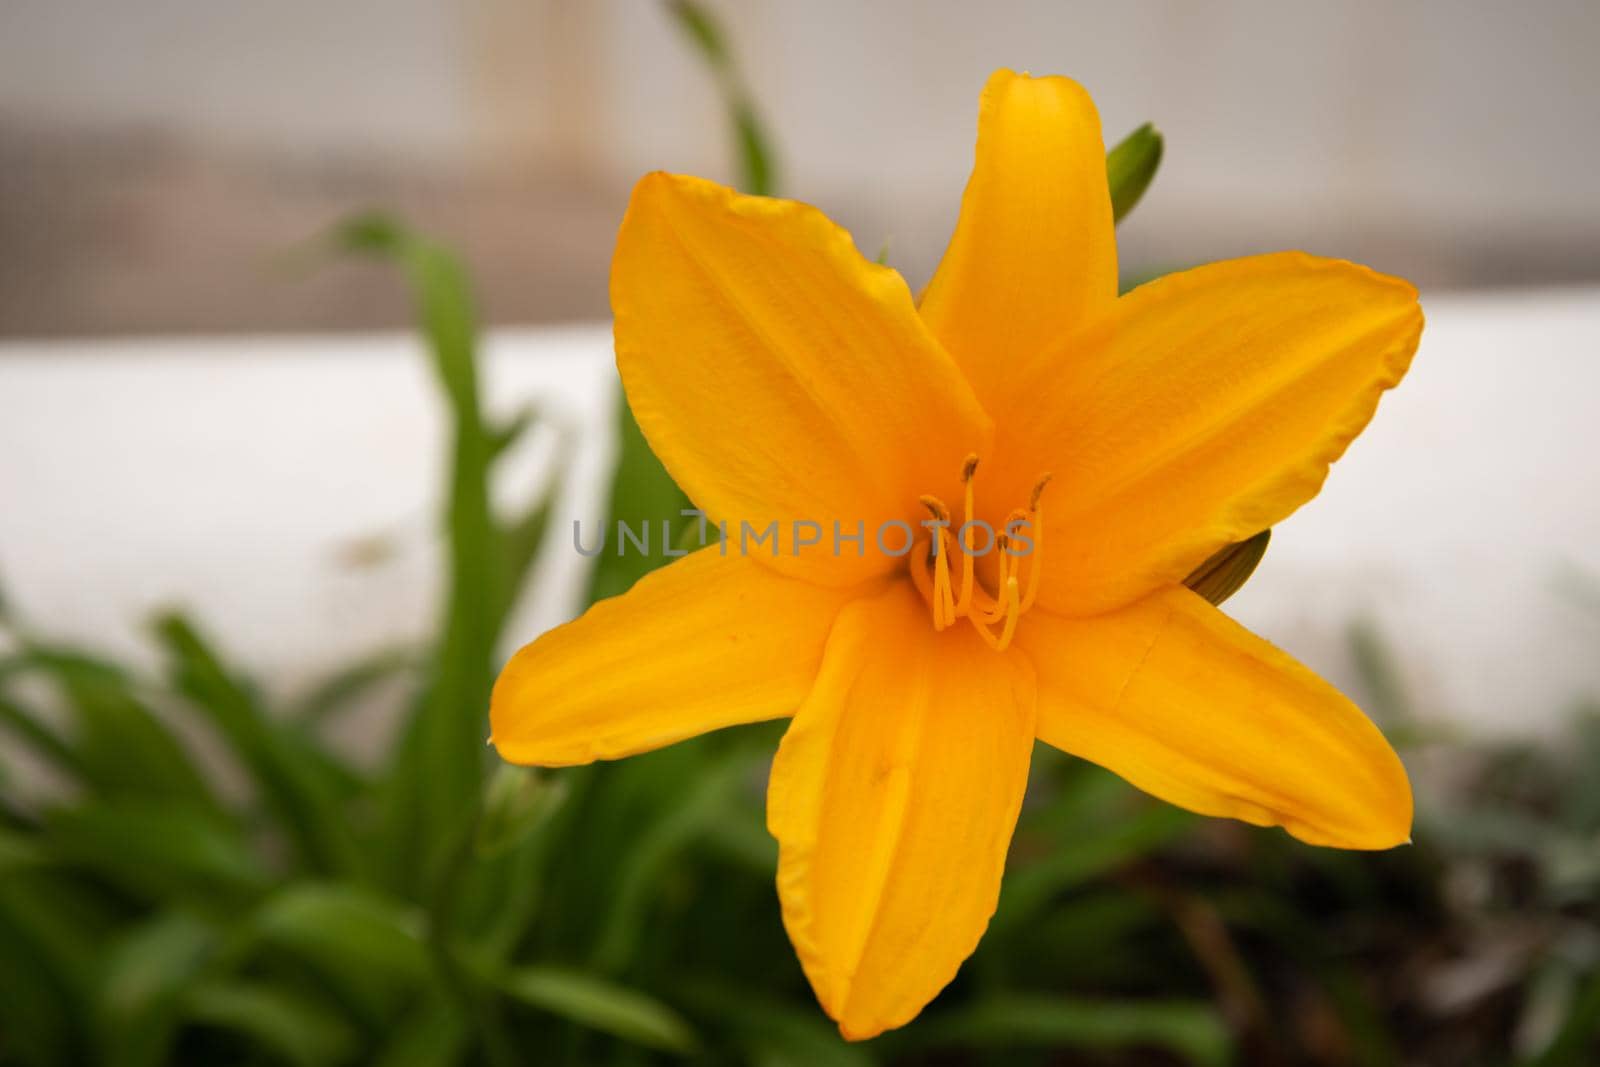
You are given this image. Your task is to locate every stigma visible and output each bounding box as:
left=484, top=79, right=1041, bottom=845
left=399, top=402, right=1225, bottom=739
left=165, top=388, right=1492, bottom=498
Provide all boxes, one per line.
left=909, top=455, right=1051, bottom=652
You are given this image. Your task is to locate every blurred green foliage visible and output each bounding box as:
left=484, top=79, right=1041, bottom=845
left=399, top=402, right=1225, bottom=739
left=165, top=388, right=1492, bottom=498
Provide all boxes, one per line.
left=4, top=7, right=1600, bottom=1065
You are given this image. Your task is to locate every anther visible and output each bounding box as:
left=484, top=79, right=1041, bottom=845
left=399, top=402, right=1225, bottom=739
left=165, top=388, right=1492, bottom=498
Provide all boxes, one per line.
left=1029, top=473, right=1054, bottom=511
left=955, top=456, right=979, bottom=615
left=918, top=497, right=955, bottom=629
left=1021, top=476, right=1051, bottom=612
left=909, top=461, right=1049, bottom=649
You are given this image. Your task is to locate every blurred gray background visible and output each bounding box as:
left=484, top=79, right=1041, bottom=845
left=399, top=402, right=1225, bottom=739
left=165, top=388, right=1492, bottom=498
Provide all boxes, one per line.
left=2, top=0, right=1597, bottom=336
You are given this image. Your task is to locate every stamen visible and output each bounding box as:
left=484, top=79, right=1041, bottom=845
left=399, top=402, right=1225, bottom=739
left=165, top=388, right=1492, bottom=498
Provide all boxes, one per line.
left=908, top=461, right=1050, bottom=651
left=919, top=497, right=956, bottom=628
left=970, top=532, right=1014, bottom=626
left=993, top=576, right=1022, bottom=650
left=968, top=576, right=1021, bottom=652
left=1021, top=474, right=1052, bottom=612
left=909, top=535, right=938, bottom=604
left=932, top=529, right=953, bottom=629
left=1029, top=472, right=1054, bottom=511
left=955, top=455, right=979, bottom=616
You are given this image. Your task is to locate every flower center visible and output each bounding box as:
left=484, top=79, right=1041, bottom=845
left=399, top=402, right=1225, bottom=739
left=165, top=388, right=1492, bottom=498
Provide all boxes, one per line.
left=909, top=455, right=1051, bottom=652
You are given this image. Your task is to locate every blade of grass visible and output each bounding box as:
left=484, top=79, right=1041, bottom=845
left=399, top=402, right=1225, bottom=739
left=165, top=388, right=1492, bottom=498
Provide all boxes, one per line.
left=44, top=801, right=267, bottom=908
left=590, top=746, right=763, bottom=973
left=586, top=401, right=694, bottom=602
left=0, top=861, right=109, bottom=1065
left=994, top=802, right=1192, bottom=937
left=665, top=0, right=778, bottom=196
left=154, top=612, right=360, bottom=878
left=493, top=445, right=565, bottom=635
left=182, top=980, right=357, bottom=1067
left=498, top=964, right=700, bottom=1055
left=0, top=691, right=82, bottom=778
left=289, top=646, right=420, bottom=730
left=373, top=996, right=470, bottom=1067
left=241, top=883, right=430, bottom=1023
left=901, top=995, right=1231, bottom=1067
left=96, top=912, right=216, bottom=1067
left=676, top=980, right=874, bottom=1067
left=10, top=642, right=216, bottom=807
left=336, top=215, right=501, bottom=889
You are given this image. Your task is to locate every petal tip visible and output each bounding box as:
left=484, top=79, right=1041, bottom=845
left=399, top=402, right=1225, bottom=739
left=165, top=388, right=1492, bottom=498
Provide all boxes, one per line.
left=837, top=1019, right=886, bottom=1043
left=981, top=66, right=1095, bottom=110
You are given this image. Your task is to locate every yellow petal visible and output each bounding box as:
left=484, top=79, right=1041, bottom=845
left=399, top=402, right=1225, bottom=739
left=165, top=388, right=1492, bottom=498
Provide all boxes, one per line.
left=1023, top=252, right=1423, bottom=615
left=768, top=583, right=1036, bottom=1039
left=612, top=173, right=992, bottom=586
left=919, top=69, right=1117, bottom=410
left=1018, top=585, right=1412, bottom=849
left=491, top=547, right=859, bottom=766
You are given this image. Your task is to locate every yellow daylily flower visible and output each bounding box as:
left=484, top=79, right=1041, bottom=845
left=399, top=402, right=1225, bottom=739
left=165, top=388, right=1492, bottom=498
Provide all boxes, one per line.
left=492, top=69, right=1421, bottom=1040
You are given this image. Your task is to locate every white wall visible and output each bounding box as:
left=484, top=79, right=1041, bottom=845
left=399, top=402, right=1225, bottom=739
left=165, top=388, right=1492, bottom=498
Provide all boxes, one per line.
left=2, top=290, right=1598, bottom=736
left=5, top=0, right=1596, bottom=286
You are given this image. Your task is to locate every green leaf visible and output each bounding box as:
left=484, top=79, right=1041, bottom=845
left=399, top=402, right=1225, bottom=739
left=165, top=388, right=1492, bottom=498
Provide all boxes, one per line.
left=1183, top=528, right=1271, bottom=606
left=676, top=981, right=872, bottom=1067
left=244, top=883, right=429, bottom=1021
left=96, top=912, right=215, bottom=1067
left=1527, top=964, right=1600, bottom=1066
left=0, top=827, right=45, bottom=872
left=0, top=691, right=81, bottom=778
left=154, top=613, right=359, bottom=877
left=665, top=0, right=777, bottom=196
left=0, top=865, right=109, bottom=1064
left=586, top=399, right=694, bottom=603
left=910, top=995, right=1231, bottom=1066
left=459, top=773, right=576, bottom=961
left=590, top=748, right=757, bottom=972
left=994, top=801, right=1192, bottom=936
left=372, top=997, right=469, bottom=1067
left=67, top=677, right=215, bottom=806
left=290, top=645, right=419, bottom=729
left=1107, top=122, right=1164, bottom=223
left=10, top=642, right=216, bottom=806
left=0, top=915, right=83, bottom=1065
left=494, top=441, right=566, bottom=635
left=486, top=403, right=538, bottom=461
left=499, top=965, right=699, bottom=1055
left=182, top=980, right=356, bottom=1067
left=734, top=100, right=777, bottom=198
left=336, top=215, right=501, bottom=888
left=0, top=858, right=107, bottom=986
left=44, top=801, right=267, bottom=906
left=664, top=0, right=727, bottom=65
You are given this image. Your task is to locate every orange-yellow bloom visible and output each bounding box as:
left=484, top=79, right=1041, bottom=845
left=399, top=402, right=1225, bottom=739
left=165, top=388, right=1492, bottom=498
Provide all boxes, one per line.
left=492, top=69, right=1421, bottom=1039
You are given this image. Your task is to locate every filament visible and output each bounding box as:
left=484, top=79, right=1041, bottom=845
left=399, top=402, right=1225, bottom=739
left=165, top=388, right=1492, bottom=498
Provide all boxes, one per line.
left=909, top=459, right=1051, bottom=651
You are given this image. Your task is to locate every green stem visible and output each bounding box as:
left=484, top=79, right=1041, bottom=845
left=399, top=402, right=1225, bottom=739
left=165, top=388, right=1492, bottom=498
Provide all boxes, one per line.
left=427, top=806, right=517, bottom=1067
